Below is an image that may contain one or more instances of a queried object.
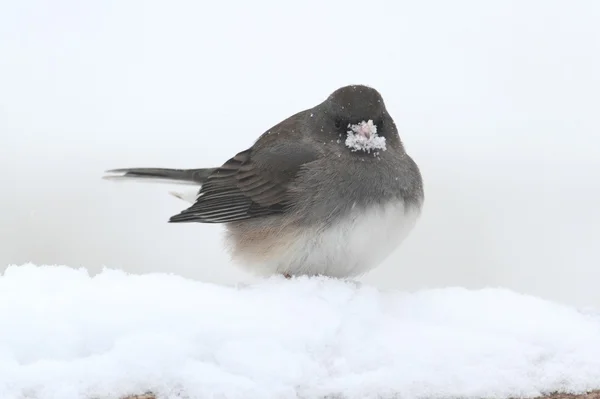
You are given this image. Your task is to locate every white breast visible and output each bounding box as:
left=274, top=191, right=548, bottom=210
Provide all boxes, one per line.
left=238, top=200, right=421, bottom=278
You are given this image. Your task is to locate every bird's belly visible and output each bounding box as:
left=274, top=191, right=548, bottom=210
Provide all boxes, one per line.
left=232, top=200, right=420, bottom=278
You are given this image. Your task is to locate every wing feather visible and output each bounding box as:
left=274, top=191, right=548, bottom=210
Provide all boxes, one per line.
left=168, top=142, right=319, bottom=224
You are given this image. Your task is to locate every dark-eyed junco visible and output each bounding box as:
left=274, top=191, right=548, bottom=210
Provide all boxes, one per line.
left=103, top=85, right=424, bottom=278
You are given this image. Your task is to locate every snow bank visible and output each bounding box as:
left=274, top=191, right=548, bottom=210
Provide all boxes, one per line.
left=1, top=264, right=599, bottom=399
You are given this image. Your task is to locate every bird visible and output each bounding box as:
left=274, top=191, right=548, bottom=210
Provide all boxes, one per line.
left=103, top=84, right=424, bottom=279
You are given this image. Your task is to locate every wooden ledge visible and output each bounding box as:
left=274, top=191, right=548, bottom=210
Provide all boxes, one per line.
left=120, top=390, right=600, bottom=399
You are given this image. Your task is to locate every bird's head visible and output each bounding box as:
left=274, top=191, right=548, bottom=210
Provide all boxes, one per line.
left=315, top=84, right=401, bottom=155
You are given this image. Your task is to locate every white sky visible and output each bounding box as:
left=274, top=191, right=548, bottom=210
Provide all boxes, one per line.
left=1, top=0, right=599, bottom=307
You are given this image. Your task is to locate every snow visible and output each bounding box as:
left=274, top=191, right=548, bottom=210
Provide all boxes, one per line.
left=1, top=264, right=600, bottom=399
left=345, top=120, right=387, bottom=154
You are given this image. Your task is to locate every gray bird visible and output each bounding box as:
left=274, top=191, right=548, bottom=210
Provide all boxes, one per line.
left=103, top=85, right=424, bottom=279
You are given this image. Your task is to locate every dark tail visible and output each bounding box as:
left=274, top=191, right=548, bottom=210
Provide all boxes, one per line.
left=103, top=167, right=217, bottom=185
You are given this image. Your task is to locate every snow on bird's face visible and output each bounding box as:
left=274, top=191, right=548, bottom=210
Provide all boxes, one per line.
left=345, top=120, right=387, bottom=154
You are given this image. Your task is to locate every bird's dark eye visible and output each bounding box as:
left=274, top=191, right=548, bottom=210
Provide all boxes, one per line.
left=334, top=119, right=344, bottom=129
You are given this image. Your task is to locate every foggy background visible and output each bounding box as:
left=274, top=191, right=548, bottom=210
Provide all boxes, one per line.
left=1, top=1, right=599, bottom=309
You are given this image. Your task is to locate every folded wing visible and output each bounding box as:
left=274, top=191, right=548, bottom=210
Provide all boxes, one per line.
left=169, top=142, right=319, bottom=224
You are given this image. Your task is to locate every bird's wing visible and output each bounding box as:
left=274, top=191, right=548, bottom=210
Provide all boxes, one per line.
left=168, top=141, right=319, bottom=224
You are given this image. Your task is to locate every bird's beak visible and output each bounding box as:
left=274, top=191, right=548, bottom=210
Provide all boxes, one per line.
left=358, top=123, right=371, bottom=139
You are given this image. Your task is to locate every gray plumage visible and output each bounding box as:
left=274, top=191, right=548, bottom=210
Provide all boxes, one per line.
left=104, top=85, right=424, bottom=278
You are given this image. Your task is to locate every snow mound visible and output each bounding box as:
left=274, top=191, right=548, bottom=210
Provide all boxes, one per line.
left=1, top=264, right=599, bottom=399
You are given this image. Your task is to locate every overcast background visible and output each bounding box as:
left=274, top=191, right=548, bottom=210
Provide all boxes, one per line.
left=1, top=0, right=599, bottom=309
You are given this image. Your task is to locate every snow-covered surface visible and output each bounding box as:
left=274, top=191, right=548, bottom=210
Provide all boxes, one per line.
left=1, top=264, right=600, bottom=399
left=345, top=120, right=386, bottom=154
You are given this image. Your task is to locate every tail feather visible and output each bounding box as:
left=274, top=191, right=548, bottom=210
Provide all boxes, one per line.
left=168, top=189, right=201, bottom=204
left=103, top=167, right=217, bottom=186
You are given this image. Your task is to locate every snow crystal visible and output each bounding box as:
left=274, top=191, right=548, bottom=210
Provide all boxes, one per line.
left=345, top=120, right=387, bottom=154
left=1, top=264, right=600, bottom=399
